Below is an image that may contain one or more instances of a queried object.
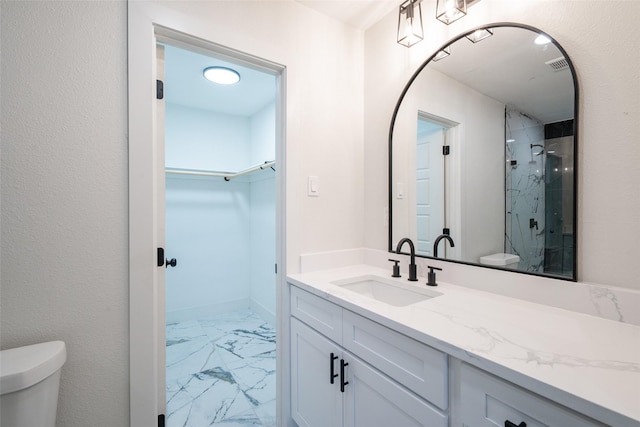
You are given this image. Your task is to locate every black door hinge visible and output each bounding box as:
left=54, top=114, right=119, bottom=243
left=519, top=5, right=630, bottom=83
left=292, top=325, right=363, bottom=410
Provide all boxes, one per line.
left=157, top=248, right=165, bottom=267
left=156, top=80, right=164, bottom=100
left=158, top=414, right=165, bottom=427
left=275, top=264, right=278, bottom=274
left=443, top=145, right=450, bottom=155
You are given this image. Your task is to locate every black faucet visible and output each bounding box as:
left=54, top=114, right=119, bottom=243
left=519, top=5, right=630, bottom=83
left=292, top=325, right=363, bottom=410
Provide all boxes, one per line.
left=433, top=234, right=455, bottom=258
left=395, top=238, right=418, bottom=281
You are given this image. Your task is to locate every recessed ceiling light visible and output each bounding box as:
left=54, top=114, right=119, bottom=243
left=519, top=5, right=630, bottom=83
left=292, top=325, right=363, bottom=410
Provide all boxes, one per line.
left=534, top=34, right=551, bottom=45
left=203, top=66, right=241, bottom=85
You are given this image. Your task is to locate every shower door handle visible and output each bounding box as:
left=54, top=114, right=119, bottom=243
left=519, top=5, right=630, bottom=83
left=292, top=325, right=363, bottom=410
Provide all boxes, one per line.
left=166, top=258, right=177, bottom=268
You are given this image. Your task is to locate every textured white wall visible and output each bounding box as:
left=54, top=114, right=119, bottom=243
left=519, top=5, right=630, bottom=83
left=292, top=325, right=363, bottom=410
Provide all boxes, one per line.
left=0, top=1, right=129, bottom=426
left=364, top=0, right=640, bottom=290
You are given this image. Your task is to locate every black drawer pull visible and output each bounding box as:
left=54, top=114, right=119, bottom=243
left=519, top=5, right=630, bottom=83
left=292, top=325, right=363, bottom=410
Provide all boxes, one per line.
left=505, top=421, right=526, bottom=427
left=329, top=353, right=338, bottom=384
left=340, top=359, right=349, bottom=392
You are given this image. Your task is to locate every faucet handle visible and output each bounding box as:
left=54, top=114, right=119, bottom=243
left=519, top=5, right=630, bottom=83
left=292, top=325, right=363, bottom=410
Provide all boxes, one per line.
left=426, top=266, right=442, bottom=287
left=388, top=259, right=401, bottom=278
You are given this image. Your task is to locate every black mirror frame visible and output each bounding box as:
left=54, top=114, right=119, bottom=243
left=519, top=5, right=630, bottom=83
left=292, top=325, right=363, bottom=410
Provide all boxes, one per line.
left=388, top=22, right=579, bottom=282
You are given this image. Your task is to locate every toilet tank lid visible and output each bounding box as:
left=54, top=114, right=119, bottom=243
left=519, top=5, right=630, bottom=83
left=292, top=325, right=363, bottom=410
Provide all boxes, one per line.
left=0, top=341, right=66, bottom=395
left=479, top=253, right=520, bottom=266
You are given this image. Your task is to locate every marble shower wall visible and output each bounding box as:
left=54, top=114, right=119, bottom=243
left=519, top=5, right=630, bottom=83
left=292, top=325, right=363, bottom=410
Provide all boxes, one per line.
left=505, top=109, right=545, bottom=272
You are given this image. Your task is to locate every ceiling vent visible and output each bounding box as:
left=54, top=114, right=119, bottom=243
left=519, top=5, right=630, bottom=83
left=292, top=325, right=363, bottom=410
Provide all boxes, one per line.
left=546, top=56, right=569, bottom=72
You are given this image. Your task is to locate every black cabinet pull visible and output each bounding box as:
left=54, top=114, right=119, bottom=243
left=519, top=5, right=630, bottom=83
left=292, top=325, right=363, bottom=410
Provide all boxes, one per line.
left=340, top=359, right=349, bottom=392
left=329, top=353, right=338, bottom=384
left=505, top=421, right=526, bottom=427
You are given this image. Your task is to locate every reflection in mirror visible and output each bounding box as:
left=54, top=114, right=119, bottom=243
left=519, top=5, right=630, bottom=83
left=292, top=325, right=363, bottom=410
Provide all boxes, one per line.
left=390, top=24, right=577, bottom=280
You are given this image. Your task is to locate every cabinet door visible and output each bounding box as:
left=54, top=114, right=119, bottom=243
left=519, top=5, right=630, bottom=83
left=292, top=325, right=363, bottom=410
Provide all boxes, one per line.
left=343, top=352, right=448, bottom=427
left=291, top=318, right=343, bottom=427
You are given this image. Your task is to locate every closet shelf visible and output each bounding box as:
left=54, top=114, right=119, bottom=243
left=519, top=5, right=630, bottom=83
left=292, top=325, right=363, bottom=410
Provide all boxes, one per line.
left=166, top=160, right=276, bottom=181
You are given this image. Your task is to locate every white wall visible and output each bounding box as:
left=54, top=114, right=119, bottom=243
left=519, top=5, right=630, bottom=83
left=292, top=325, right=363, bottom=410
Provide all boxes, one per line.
left=165, top=102, right=277, bottom=320
left=165, top=103, right=251, bottom=171
left=250, top=102, right=277, bottom=165
left=0, top=2, right=129, bottom=426
left=1, top=1, right=363, bottom=425
left=250, top=175, right=277, bottom=321
left=364, top=0, right=640, bottom=291
left=165, top=103, right=252, bottom=316
left=250, top=103, right=277, bottom=320
left=165, top=175, right=252, bottom=314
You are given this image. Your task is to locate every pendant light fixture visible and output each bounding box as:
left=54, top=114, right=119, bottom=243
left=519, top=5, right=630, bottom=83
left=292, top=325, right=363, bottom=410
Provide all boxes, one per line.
left=465, top=28, right=493, bottom=43
left=436, top=0, right=467, bottom=25
left=397, top=0, right=424, bottom=47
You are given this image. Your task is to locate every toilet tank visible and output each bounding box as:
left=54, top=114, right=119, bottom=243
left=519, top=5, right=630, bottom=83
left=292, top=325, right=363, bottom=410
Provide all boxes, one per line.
left=0, top=341, right=66, bottom=427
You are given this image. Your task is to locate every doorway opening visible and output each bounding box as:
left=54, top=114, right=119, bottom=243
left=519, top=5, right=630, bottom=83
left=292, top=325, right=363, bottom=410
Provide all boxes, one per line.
left=160, top=42, right=278, bottom=426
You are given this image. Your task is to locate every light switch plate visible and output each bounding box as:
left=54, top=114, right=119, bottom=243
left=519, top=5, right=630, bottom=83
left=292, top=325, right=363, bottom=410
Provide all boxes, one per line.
left=308, top=176, right=319, bottom=196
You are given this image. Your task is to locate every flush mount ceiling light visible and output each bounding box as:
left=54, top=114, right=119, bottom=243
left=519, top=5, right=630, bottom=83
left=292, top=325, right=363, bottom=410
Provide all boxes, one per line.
left=397, top=0, right=424, bottom=47
left=465, top=28, right=493, bottom=43
left=436, top=0, right=467, bottom=25
left=203, top=66, right=241, bottom=85
left=432, top=46, right=451, bottom=61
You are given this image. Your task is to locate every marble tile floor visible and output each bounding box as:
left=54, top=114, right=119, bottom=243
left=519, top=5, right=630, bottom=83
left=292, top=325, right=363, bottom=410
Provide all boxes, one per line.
left=166, top=309, right=276, bottom=427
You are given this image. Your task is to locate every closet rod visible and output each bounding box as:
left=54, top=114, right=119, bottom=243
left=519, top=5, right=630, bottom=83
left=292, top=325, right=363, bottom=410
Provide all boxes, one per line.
left=165, top=160, right=276, bottom=181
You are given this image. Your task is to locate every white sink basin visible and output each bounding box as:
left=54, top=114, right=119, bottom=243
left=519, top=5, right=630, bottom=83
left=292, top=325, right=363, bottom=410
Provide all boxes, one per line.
left=331, top=275, right=441, bottom=307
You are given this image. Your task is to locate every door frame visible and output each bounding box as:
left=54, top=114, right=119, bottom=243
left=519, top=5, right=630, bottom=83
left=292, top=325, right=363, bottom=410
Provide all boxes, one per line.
left=128, top=3, right=287, bottom=425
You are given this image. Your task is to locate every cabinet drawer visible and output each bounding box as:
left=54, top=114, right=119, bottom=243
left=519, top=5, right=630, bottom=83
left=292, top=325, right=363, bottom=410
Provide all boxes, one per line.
left=459, top=363, right=604, bottom=427
left=290, top=285, right=342, bottom=343
left=342, top=310, right=448, bottom=410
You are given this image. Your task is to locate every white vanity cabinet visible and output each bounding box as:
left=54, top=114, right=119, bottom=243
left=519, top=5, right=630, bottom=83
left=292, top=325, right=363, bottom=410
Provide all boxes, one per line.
left=287, top=266, right=639, bottom=427
left=290, top=285, right=448, bottom=427
left=458, top=363, right=606, bottom=427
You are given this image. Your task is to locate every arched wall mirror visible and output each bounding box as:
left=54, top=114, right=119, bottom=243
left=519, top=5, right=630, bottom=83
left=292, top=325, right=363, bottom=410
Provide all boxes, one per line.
left=389, top=24, right=578, bottom=281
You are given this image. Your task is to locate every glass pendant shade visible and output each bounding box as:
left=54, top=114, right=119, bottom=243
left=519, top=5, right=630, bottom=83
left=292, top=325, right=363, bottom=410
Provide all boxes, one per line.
left=397, top=0, right=424, bottom=47
left=432, top=46, right=451, bottom=61
left=465, top=28, right=493, bottom=43
left=436, top=0, right=467, bottom=25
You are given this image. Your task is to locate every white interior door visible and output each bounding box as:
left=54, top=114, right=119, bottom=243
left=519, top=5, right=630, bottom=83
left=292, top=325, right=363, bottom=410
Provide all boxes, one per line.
left=155, top=44, right=167, bottom=416
left=416, top=121, right=445, bottom=256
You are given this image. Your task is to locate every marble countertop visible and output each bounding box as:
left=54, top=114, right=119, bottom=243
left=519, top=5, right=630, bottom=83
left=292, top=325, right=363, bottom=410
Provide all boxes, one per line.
left=287, top=265, right=640, bottom=427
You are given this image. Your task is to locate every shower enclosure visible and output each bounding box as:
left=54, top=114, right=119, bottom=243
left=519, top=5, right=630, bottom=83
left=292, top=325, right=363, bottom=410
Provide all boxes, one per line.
left=505, top=108, right=574, bottom=275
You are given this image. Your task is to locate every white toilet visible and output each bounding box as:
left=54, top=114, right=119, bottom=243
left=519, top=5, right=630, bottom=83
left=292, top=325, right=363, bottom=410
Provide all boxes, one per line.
left=0, top=341, right=66, bottom=427
left=479, top=252, right=520, bottom=270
